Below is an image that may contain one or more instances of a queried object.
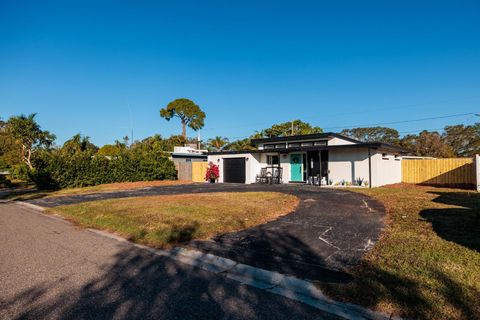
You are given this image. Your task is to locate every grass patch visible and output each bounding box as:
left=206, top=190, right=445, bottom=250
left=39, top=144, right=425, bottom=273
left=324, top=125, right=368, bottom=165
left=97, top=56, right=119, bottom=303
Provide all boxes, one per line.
left=46, top=192, right=298, bottom=247
left=4, top=180, right=191, bottom=201
left=320, top=184, right=480, bottom=320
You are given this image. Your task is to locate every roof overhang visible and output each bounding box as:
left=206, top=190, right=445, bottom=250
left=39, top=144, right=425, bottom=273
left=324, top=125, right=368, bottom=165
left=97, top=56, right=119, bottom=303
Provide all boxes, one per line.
left=208, top=142, right=408, bottom=156
left=171, top=153, right=207, bottom=158
left=250, top=132, right=362, bottom=145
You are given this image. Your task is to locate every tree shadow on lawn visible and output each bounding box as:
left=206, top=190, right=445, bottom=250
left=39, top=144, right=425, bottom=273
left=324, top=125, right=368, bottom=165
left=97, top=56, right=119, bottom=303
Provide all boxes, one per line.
left=322, top=260, right=480, bottom=319
left=420, top=191, right=480, bottom=252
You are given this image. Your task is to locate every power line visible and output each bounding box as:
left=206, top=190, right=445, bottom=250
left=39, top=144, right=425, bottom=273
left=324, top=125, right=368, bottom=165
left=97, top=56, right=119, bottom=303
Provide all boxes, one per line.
left=321, top=112, right=475, bottom=130
left=202, top=95, right=480, bottom=131
left=218, top=113, right=476, bottom=141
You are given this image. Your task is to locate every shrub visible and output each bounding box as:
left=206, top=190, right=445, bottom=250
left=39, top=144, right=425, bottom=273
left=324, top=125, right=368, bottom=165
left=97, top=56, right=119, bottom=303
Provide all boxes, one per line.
left=10, top=164, right=30, bottom=181
left=30, top=150, right=177, bottom=189
left=0, top=174, right=11, bottom=188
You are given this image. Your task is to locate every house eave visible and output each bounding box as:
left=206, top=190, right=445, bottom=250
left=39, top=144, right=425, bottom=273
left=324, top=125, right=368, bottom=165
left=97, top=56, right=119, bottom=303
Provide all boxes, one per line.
left=250, top=132, right=363, bottom=145
left=208, top=142, right=407, bottom=155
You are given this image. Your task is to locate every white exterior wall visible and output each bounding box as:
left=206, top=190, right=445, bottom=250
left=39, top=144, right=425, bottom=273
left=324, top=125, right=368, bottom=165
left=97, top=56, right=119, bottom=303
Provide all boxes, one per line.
left=371, top=152, right=402, bottom=187
left=328, top=148, right=402, bottom=187
left=208, top=147, right=403, bottom=187
left=328, top=137, right=356, bottom=146
left=207, top=153, right=261, bottom=184
left=328, top=148, right=371, bottom=185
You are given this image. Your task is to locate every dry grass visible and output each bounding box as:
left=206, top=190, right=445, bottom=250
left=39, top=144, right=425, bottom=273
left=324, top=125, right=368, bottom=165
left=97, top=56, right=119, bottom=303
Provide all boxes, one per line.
left=47, top=192, right=299, bottom=248
left=320, top=184, right=480, bottom=320
left=5, top=180, right=192, bottom=200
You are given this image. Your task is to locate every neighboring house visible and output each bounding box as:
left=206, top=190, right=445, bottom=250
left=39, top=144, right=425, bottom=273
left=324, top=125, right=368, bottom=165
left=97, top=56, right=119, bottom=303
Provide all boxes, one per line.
left=207, top=132, right=406, bottom=187
left=170, top=146, right=207, bottom=163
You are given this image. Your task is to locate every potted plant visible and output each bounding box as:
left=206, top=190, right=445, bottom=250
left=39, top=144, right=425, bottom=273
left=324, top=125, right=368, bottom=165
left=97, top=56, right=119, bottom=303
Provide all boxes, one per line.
left=205, top=161, right=220, bottom=183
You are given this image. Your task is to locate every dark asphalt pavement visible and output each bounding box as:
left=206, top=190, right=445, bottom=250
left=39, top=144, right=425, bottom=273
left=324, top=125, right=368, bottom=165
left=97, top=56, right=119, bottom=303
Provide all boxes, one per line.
left=27, top=184, right=386, bottom=283
left=0, top=202, right=341, bottom=320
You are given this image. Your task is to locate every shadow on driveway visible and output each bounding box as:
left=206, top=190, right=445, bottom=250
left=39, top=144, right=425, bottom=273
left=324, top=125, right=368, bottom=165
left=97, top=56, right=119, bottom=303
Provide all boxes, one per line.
left=27, top=183, right=386, bottom=284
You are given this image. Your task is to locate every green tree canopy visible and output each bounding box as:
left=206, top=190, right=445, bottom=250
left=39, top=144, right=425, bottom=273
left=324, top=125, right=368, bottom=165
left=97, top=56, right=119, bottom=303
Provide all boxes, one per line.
left=7, top=113, right=55, bottom=169
left=207, top=136, right=229, bottom=151
left=340, top=127, right=400, bottom=144
left=224, top=138, right=256, bottom=151
left=0, top=117, right=21, bottom=169
left=400, top=131, right=455, bottom=158
left=97, top=144, right=125, bottom=157
left=259, top=120, right=322, bottom=138
left=443, top=123, right=480, bottom=157
left=160, top=98, right=206, bottom=138
left=61, top=134, right=98, bottom=155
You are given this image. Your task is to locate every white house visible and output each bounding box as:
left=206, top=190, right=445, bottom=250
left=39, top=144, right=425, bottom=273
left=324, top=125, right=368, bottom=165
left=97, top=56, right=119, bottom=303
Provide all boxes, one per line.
left=207, top=132, right=406, bottom=187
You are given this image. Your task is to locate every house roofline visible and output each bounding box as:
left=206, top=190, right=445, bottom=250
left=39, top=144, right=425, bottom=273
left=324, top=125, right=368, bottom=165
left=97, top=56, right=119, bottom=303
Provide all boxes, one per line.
left=208, top=142, right=408, bottom=155
left=250, top=132, right=363, bottom=145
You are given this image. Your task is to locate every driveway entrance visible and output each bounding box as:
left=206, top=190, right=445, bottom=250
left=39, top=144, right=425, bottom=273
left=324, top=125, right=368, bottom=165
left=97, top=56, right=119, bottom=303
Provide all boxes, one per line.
left=27, top=184, right=386, bottom=283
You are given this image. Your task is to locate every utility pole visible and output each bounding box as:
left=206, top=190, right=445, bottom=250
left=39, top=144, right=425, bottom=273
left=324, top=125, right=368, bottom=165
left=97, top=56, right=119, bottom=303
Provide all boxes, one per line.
left=291, top=120, right=295, bottom=136
left=197, top=131, right=201, bottom=150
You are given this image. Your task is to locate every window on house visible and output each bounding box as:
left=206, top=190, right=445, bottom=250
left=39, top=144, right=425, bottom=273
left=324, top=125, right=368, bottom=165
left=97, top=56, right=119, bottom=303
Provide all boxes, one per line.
left=264, top=144, right=275, bottom=149
left=314, top=141, right=327, bottom=146
left=275, top=143, right=286, bottom=149
left=301, top=142, right=313, bottom=147
left=288, top=142, right=300, bottom=148
left=267, top=155, right=280, bottom=165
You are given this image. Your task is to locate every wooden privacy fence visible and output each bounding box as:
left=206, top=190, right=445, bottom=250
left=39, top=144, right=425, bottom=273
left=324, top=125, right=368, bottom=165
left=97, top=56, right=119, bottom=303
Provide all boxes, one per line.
left=175, top=161, right=208, bottom=182
left=175, top=162, right=192, bottom=181
left=192, top=162, right=208, bottom=182
left=402, top=158, right=476, bottom=186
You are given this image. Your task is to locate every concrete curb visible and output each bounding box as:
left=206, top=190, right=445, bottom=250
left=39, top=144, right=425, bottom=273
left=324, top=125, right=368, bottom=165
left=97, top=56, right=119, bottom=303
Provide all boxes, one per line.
left=16, top=201, right=401, bottom=320
left=15, top=201, right=46, bottom=212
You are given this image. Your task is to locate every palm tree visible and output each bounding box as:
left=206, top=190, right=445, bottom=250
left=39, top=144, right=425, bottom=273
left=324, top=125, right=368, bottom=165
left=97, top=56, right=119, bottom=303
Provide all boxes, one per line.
left=207, top=136, right=229, bottom=151
left=223, top=138, right=255, bottom=151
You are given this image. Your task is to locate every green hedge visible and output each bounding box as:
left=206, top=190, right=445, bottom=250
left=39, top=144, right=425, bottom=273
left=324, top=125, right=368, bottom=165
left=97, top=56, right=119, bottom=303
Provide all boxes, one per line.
left=0, top=175, right=11, bottom=188
left=30, top=151, right=177, bottom=189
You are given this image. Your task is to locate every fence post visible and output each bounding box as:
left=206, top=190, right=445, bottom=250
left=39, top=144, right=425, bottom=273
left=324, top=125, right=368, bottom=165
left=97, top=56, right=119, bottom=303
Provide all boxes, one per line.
left=476, top=155, right=480, bottom=192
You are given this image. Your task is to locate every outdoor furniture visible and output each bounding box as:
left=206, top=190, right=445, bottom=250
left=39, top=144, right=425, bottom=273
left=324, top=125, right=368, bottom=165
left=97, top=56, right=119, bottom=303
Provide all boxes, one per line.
left=256, top=168, right=268, bottom=183
left=271, top=167, right=283, bottom=184
left=307, top=174, right=321, bottom=186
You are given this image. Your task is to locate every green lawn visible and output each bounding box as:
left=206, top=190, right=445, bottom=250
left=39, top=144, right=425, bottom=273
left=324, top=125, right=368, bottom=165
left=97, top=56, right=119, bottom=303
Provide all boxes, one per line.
left=46, top=192, right=298, bottom=248
left=320, top=185, right=480, bottom=320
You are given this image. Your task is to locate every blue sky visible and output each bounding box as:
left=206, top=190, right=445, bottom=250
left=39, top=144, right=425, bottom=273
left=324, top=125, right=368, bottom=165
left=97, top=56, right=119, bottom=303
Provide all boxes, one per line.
left=1, top=1, right=479, bottom=146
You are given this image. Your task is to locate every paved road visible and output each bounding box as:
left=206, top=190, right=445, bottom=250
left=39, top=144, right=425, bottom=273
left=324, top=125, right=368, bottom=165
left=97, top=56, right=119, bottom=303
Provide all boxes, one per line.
left=28, top=184, right=386, bottom=283
left=0, top=202, right=340, bottom=320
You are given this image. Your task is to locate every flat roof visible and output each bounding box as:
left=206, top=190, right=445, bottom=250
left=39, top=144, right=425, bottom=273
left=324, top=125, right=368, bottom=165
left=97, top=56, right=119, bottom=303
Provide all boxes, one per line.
left=250, top=132, right=362, bottom=145
left=171, top=153, right=207, bottom=158
left=208, top=142, right=408, bottom=155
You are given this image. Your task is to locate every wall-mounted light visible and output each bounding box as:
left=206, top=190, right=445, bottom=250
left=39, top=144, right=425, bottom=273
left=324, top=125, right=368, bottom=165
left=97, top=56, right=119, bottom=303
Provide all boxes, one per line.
left=217, top=159, right=221, bottom=163
left=246, top=157, right=249, bottom=161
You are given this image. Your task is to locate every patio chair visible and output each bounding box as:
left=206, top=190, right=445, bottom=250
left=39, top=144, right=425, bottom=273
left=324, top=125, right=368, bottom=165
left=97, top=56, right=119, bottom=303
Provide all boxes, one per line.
left=255, top=168, right=268, bottom=183
left=272, top=168, right=283, bottom=184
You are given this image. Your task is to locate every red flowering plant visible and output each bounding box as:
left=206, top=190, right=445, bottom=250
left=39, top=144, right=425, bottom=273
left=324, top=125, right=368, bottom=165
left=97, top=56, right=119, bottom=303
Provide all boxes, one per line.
left=205, top=161, right=220, bottom=182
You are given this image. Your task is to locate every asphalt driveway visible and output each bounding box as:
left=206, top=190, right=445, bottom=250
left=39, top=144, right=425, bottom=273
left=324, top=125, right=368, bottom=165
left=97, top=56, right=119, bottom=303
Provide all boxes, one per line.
left=0, top=202, right=339, bottom=320
left=26, top=184, right=386, bottom=283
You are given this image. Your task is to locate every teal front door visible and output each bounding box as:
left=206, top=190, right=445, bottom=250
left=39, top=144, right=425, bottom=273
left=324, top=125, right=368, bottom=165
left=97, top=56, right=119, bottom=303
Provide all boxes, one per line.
left=290, top=154, right=303, bottom=182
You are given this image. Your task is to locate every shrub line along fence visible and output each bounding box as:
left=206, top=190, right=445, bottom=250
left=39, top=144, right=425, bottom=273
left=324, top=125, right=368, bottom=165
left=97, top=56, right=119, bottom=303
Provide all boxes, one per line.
left=402, top=155, right=480, bottom=190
